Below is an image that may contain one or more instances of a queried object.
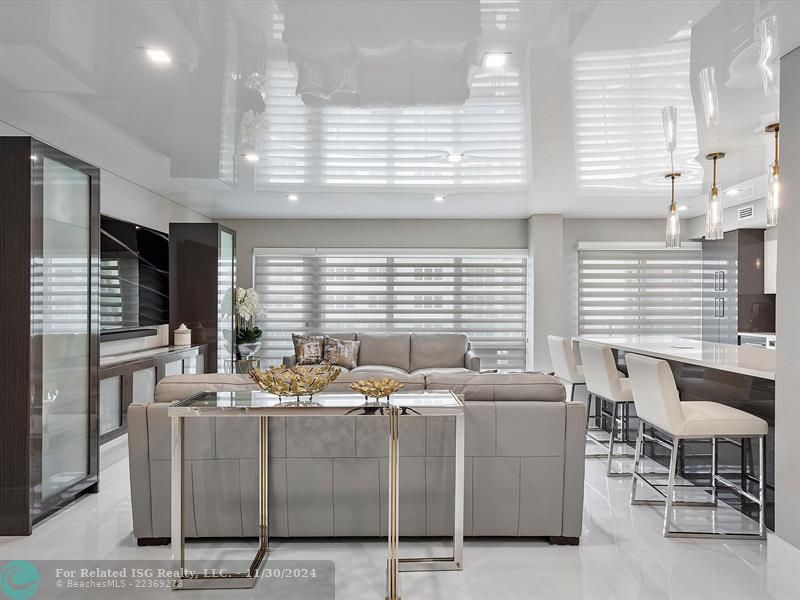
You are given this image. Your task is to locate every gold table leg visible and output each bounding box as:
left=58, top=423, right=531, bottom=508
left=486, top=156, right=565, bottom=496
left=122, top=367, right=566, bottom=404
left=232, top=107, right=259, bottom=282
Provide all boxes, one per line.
left=386, top=406, right=400, bottom=600
left=171, top=416, right=270, bottom=590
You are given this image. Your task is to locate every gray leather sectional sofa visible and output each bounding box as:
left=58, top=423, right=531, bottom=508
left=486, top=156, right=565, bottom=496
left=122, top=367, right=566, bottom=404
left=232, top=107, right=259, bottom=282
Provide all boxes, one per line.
left=127, top=333, right=586, bottom=545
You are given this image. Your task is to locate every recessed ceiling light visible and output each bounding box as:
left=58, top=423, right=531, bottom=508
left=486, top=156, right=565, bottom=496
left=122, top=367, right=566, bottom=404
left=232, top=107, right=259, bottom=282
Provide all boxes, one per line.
left=483, top=52, right=509, bottom=68
left=446, top=152, right=463, bottom=163
left=143, top=47, right=172, bottom=64
left=242, top=153, right=260, bottom=163
left=725, top=188, right=739, bottom=196
left=287, top=193, right=299, bottom=202
left=678, top=205, right=688, bottom=211
left=434, top=195, right=445, bottom=203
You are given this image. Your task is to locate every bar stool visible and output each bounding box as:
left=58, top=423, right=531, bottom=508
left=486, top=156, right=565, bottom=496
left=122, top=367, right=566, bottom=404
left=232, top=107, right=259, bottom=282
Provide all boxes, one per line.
left=547, top=335, right=585, bottom=402
left=626, top=353, right=767, bottom=539
left=578, top=340, right=636, bottom=476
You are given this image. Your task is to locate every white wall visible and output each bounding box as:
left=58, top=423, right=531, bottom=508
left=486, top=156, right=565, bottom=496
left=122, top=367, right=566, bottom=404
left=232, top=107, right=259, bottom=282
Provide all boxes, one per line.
left=528, top=215, right=564, bottom=371
left=775, top=46, right=800, bottom=549
left=222, top=219, right=529, bottom=288
left=101, top=170, right=210, bottom=234
left=686, top=197, right=768, bottom=239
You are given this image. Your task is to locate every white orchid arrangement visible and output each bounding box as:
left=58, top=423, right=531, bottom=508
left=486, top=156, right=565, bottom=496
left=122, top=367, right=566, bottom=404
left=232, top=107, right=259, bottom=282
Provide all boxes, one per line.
left=222, top=286, right=264, bottom=344
left=235, top=287, right=262, bottom=322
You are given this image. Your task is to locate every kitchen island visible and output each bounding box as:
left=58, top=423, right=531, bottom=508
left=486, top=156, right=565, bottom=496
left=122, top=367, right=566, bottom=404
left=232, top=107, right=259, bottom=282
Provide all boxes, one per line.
left=576, top=335, right=776, bottom=529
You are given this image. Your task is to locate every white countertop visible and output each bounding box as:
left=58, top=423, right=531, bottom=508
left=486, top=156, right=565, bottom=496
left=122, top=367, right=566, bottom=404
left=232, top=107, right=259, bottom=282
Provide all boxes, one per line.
left=576, top=336, right=776, bottom=381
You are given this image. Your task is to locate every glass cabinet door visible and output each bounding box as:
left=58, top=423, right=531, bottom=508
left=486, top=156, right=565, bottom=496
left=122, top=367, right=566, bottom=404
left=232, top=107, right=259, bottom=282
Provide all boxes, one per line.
left=40, top=157, right=91, bottom=500
left=218, top=229, right=235, bottom=372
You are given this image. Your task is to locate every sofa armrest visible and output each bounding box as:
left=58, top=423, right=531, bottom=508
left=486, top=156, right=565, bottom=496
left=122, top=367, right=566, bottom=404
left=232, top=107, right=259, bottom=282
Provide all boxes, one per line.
left=282, top=355, right=297, bottom=367
left=127, top=403, right=154, bottom=539
left=561, top=401, right=586, bottom=538
left=464, top=350, right=480, bottom=372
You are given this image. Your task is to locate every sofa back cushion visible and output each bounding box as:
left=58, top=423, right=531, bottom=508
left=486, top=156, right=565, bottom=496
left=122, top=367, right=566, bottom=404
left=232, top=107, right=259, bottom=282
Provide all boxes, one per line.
left=155, top=374, right=258, bottom=403
left=424, top=372, right=566, bottom=402
left=410, top=333, right=468, bottom=371
left=356, top=333, right=411, bottom=371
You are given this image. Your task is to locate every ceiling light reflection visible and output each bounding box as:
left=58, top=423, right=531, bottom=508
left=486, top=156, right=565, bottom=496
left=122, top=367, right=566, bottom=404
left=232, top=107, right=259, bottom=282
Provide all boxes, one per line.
left=483, top=53, right=509, bottom=68
left=144, top=48, right=172, bottom=64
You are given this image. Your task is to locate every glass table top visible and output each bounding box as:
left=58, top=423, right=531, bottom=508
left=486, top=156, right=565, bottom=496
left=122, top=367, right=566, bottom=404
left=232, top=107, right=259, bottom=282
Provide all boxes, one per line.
left=169, top=390, right=463, bottom=416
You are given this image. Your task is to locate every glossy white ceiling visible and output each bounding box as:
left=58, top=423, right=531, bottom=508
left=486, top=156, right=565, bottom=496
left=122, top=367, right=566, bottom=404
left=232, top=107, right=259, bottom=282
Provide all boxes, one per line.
left=0, top=0, right=798, bottom=219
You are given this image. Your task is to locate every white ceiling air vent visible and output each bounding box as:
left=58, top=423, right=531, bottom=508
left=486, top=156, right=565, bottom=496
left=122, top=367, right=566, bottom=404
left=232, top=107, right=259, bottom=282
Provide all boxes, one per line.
left=737, top=204, right=755, bottom=221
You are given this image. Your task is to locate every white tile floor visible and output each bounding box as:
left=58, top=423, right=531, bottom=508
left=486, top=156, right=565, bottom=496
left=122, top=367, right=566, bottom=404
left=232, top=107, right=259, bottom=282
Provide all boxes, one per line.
left=1, top=436, right=798, bottom=600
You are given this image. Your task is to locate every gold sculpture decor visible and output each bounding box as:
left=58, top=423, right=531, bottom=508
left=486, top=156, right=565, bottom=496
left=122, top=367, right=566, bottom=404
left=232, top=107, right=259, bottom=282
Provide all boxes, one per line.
left=248, top=364, right=341, bottom=399
left=350, top=378, right=405, bottom=401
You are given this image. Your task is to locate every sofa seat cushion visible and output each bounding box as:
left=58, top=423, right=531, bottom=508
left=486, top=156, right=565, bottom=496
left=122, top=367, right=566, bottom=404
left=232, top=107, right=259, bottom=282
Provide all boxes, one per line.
left=357, top=333, right=411, bottom=371
left=155, top=374, right=259, bottom=404
left=410, top=333, right=469, bottom=371
left=411, top=367, right=473, bottom=377
left=425, top=372, right=566, bottom=402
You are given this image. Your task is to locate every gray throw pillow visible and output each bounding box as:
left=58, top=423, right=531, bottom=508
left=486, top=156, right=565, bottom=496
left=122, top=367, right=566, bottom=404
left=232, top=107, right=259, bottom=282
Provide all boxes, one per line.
left=292, top=334, right=324, bottom=365
left=323, top=337, right=360, bottom=369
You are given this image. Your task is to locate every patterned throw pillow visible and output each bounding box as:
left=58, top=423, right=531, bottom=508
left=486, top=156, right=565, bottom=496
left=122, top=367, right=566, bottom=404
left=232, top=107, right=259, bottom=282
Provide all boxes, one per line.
left=292, top=334, right=324, bottom=365
left=323, top=337, right=360, bottom=369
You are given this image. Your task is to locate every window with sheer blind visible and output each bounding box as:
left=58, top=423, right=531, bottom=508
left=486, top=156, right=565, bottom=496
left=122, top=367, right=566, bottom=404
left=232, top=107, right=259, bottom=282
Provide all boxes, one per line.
left=578, top=246, right=703, bottom=338
left=253, top=250, right=528, bottom=369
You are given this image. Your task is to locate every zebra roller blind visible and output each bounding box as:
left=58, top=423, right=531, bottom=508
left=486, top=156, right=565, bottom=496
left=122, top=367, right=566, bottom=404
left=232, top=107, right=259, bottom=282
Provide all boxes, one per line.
left=578, top=246, right=703, bottom=338
left=253, top=250, right=528, bottom=369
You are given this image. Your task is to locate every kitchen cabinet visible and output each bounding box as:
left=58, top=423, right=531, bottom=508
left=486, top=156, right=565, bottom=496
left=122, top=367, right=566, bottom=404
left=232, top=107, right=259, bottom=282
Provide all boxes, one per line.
left=703, top=229, right=775, bottom=343
left=702, top=231, right=739, bottom=344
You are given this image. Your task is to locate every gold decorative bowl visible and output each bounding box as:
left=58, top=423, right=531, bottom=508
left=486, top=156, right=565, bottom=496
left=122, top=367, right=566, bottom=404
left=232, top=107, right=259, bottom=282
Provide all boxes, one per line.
left=248, top=364, right=341, bottom=399
left=350, top=378, right=405, bottom=400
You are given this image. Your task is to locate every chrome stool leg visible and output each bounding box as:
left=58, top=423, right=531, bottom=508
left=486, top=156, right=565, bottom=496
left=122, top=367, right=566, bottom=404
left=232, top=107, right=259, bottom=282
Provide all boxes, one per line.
left=631, top=424, right=767, bottom=539
left=662, top=438, right=680, bottom=537
left=758, top=436, right=766, bottom=538
left=711, top=437, right=718, bottom=505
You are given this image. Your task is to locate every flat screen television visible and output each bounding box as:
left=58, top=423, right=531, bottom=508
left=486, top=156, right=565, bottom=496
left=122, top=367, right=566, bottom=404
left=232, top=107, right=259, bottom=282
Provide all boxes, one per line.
left=100, top=215, right=169, bottom=332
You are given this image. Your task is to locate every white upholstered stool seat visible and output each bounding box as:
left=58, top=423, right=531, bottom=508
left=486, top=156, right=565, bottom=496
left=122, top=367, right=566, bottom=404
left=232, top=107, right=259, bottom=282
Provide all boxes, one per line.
left=678, top=401, right=768, bottom=438
left=626, top=353, right=767, bottom=540
left=607, top=377, right=633, bottom=403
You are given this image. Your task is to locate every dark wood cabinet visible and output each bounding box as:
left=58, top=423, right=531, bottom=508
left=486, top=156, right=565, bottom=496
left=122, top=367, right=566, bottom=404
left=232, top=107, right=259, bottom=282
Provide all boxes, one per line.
left=169, top=223, right=236, bottom=373
left=702, top=230, right=775, bottom=343
left=0, top=138, right=100, bottom=535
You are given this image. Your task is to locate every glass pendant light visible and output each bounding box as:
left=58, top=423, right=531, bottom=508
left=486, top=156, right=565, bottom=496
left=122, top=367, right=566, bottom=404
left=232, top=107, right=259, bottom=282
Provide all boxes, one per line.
left=758, top=16, right=780, bottom=98
left=662, top=106, right=677, bottom=154
left=665, top=172, right=681, bottom=248
left=765, top=122, right=779, bottom=227
left=704, top=152, right=725, bottom=239
left=698, top=66, right=720, bottom=128
left=662, top=105, right=680, bottom=247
